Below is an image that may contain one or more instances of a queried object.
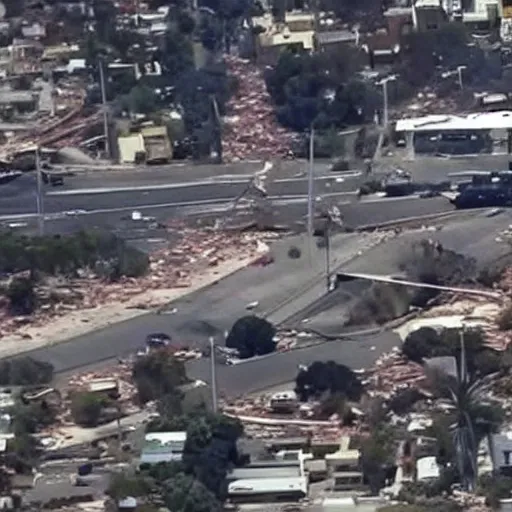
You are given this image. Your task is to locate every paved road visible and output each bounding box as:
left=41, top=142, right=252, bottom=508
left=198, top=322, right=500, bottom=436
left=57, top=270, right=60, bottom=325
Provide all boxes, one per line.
left=0, top=172, right=360, bottom=218
left=7, top=207, right=506, bottom=397
left=384, top=154, right=512, bottom=182
left=16, top=232, right=382, bottom=372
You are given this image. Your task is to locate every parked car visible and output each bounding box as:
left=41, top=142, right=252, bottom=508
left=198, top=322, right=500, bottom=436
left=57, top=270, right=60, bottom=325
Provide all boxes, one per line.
left=145, top=332, right=171, bottom=350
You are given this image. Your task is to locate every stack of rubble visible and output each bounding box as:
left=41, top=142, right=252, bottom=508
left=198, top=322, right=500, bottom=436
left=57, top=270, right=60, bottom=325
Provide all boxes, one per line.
left=241, top=421, right=357, bottom=441
left=0, top=226, right=277, bottom=338
left=365, top=348, right=426, bottom=399
left=66, top=360, right=137, bottom=405
left=222, top=55, right=296, bottom=162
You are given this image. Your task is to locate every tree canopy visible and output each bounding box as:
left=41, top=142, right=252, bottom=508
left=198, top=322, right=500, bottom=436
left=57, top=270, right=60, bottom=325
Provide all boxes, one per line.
left=295, top=361, right=364, bottom=402
left=163, top=473, right=222, bottom=512
left=265, top=49, right=379, bottom=132
left=132, top=352, right=189, bottom=404
left=225, top=315, right=276, bottom=359
left=402, top=327, right=508, bottom=377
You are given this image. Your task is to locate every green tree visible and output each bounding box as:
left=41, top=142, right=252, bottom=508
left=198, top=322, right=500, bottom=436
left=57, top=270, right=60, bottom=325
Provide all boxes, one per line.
left=181, top=412, right=242, bottom=498
left=70, top=392, right=106, bottom=427
left=12, top=401, right=56, bottom=435
left=295, top=361, right=364, bottom=402
left=361, top=426, right=395, bottom=494
left=125, top=85, right=159, bottom=115
left=478, top=473, right=512, bottom=509
left=132, top=352, right=189, bottom=404
left=144, top=461, right=184, bottom=483
left=225, top=315, right=276, bottom=359
left=441, top=342, right=501, bottom=492
left=107, top=473, right=153, bottom=501
left=163, top=473, right=221, bottom=512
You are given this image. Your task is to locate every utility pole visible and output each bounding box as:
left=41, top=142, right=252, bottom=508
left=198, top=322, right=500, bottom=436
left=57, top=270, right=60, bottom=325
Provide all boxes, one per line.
left=209, top=337, right=218, bottom=413
left=35, top=147, right=44, bottom=236
left=98, top=59, right=110, bottom=159
left=378, top=75, right=397, bottom=129
left=382, top=79, right=389, bottom=128
left=307, top=125, right=315, bottom=238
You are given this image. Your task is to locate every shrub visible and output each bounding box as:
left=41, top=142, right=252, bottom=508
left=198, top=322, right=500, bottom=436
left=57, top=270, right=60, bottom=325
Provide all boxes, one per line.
left=71, top=392, right=107, bottom=427
left=478, top=473, right=512, bottom=509
left=0, top=230, right=149, bottom=279
left=497, top=304, right=512, bottom=331
left=358, top=179, right=383, bottom=196
left=6, top=277, right=36, bottom=315
left=288, top=246, right=301, bottom=259
left=13, top=401, right=57, bottom=435
left=388, top=388, right=424, bottom=415
left=0, top=357, right=53, bottom=386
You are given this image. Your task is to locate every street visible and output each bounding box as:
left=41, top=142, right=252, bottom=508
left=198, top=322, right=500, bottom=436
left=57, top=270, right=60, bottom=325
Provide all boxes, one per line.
left=0, top=157, right=505, bottom=397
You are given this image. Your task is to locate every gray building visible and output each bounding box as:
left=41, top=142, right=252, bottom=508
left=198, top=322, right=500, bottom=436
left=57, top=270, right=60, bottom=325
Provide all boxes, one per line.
left=226, top=466, right=301, bottom=483
left=490, top=433, right=512, bottom=476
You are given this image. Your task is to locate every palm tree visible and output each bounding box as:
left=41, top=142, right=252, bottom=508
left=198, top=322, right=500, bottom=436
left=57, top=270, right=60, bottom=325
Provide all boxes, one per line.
left=446, top=329, right=499, bottom=492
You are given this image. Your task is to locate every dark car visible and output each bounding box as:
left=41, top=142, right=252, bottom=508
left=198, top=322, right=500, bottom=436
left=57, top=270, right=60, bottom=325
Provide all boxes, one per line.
left=42, top=172, right=64, bottom=186
left=146, top=332, right=171, bottom=350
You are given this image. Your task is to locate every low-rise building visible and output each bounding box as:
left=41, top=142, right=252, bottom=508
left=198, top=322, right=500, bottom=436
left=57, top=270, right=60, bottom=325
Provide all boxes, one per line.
left=490, top=432, right=512, bottom=476
left=139, top=431, right=187, bottom=466
left=0, top=90, right=39, bottom=115
left=332, top=471, right=365, bottom=490
left=226, top=465, right=301, bottom=483
left=305, top=459, right=328, bottom=482
left=227, top=476, right=308, bottom=503
left=141, top=125, right=172, bottom=164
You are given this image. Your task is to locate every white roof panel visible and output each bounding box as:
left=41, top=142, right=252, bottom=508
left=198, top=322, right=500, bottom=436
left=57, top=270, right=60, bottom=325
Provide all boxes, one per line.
left=228, top=476, right=308, bottom=495
left=396, top=111, right=512, bottom=132
left=416, top=456, right=440, bottom=480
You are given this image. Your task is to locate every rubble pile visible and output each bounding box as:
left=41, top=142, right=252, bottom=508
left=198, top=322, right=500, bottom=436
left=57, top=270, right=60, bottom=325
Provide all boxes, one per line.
left=242, top=422, right=357, bottom=441
left=366, top=348, right=426, bottom=399
left=498, top=266, right=512, bottom=292
left=0, top=226, right=277, bottom=339
left=0, top=99, right=94, bottom=160
left=66, top=361, right=137, bottom=408
left=222, top=55, right=296, bottom=162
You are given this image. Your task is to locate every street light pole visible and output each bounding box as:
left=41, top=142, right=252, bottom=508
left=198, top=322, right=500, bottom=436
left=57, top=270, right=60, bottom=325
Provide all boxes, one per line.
left=457, top=65, right=466, bottom=90
left=382, top=79, right=389, bottom=128
left=35, top=147, right=44, bottom=236
left=209, top=337, right=218, bottom=413
left=325, top=218, right=331, bottom=292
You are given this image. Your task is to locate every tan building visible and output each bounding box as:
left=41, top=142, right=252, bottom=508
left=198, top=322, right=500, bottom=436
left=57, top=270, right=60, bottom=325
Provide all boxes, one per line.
left=141, top=125, right=172, bottom=164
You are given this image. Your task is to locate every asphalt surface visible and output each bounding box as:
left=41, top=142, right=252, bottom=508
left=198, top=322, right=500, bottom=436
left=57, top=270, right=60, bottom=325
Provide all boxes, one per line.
left=0, top=172, right=361, bottom=217
left=384, top=154, right=512, bottom=182
left=288, top=208, right=512, bottom=335
left=12, top=207, right=508, bottom=397
left=16, top=232, right=383, bottom=373
left=0, top=157, right=507, bottom=397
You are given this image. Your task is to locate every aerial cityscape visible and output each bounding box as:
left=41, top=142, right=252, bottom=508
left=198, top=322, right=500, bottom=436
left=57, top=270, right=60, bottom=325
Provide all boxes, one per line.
left=3, top=0, right=512, bottom=511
